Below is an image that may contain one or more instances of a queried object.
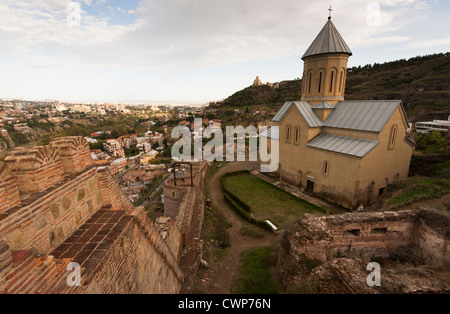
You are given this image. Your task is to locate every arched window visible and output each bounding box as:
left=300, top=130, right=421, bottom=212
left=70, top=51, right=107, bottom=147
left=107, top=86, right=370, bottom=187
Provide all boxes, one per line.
left=323, top=161, right=329, bottom=175
left=329, top=69, right=336, bottom=93
left=318, top=72, right=323, bottom=93
left=308, top=71, right=313, bottom=93
left=389, top=125, right=398, bottom=150
left=338, top=71, right=344, bottom=93
left=286, top=125, right=291, bottom=142
left=294, top=127, right=300, bottom=144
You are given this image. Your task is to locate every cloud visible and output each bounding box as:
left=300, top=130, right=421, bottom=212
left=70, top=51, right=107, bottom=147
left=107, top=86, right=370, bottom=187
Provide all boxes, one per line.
left=394, top=37, right=450, bottom=50
left=0, top=0, right=445, bottom=101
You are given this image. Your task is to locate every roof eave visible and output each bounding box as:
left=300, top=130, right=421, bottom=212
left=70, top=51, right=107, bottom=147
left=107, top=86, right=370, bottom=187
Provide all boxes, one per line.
left=301, top=51, right=353, bottom=60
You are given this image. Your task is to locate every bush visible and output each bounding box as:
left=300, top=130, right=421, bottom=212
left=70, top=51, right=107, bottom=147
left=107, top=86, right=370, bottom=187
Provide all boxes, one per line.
left=223, top=193, right=273, bottom=233
left=416, top=131, right=447, bottom=153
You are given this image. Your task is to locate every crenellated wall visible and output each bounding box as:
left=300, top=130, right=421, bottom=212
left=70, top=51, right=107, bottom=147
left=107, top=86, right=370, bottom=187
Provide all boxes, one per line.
left=4, top=146, right=64, bottom=195
left=0, top=162, right=21, bottom=214
left=0, top=138, right=107, bottom=254
left=50, top=136, right=93, bottom=175
left=0, top=136, right=189, bottom=294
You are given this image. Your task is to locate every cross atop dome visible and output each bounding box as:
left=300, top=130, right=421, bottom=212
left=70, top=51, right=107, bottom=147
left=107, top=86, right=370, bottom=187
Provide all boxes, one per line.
left=328, top=6, right=333, bottom=20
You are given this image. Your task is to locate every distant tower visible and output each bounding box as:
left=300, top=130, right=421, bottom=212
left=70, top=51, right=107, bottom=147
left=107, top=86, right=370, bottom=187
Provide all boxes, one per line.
left=253, top=76, right=263, bottom=86
left=301, top=9, right=352, bottom=105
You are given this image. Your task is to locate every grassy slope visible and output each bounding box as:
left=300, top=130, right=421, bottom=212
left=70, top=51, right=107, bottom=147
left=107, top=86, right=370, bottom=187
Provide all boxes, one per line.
left=384, top=153, right=450, bottom=210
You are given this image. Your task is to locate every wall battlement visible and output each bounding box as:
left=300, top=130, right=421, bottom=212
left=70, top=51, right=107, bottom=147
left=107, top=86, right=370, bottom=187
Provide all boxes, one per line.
left=0, top=162, right=21, bottom=214
left=4, top=145, right=64, bottom=195
left=50, top=137, right=93, bottom=175
left=0, top=137, right=189, bottom=294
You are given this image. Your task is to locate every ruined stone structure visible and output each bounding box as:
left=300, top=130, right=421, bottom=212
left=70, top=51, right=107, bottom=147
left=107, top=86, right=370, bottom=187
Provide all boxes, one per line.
left=280, top=209, right=450, bottom=293
left=253, top=76, right=262, bottom=86
left=0, top=137, right=189, bottom=294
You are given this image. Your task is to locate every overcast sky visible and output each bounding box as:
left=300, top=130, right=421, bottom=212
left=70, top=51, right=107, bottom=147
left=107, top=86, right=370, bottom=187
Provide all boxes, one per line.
left=0, top=0, right=449, bottom=104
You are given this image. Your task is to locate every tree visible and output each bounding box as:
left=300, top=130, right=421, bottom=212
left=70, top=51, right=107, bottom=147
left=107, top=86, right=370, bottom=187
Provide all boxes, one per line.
left=416, top=131, right=446, bottom=153
left=169, top=108, right=179, bottom=121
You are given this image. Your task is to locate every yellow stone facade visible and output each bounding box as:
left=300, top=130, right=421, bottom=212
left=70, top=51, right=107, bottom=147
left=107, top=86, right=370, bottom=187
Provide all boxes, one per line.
left=266, top=17, right=415, bottom=210
left=276, top=104, right=414, bottom=209
left=301, top=53, right=350, bottom=105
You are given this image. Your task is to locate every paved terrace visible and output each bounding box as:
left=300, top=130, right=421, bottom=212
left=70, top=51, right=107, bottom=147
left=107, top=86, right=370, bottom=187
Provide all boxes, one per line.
left=50, top=206, right=133, bottom=272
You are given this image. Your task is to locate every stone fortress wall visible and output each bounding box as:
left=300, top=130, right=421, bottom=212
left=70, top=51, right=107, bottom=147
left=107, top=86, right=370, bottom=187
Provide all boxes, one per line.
left=285, top=209, right=449, bottom=266
left=0, top=137, right=188, bottom=294
left=162, top=161, right=209, bottom=289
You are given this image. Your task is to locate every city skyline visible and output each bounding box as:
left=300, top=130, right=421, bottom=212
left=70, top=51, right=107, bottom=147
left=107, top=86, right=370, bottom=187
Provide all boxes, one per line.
left=0, top=0, right=449, bottom=103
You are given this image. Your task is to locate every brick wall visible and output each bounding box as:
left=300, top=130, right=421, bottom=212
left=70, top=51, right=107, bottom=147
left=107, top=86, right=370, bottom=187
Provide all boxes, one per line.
left=4, top=146, right=64, bottom=195
left=0, top=162, right=21, bottom=214
left=285, top=209, right=449, bottom=266
left=50, top=137, right=94, bottom=175
left=0, top=136, right=193, bottom=294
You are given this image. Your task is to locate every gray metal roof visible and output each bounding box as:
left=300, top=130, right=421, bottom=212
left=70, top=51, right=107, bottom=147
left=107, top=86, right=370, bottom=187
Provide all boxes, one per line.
left=307, top=134, right=379, bottom=158
left=324, top=100, right=402, bottom=132
left=260, top=127, right=280, bottom=140
left=311, top=101, right=335, bottom=109
left=272, top=101, right=323, bottom=128
left=302, top=19, right=352, bottom=60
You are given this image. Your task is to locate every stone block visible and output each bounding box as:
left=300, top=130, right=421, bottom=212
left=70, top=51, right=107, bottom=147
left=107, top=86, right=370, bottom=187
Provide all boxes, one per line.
left=0, top=162, right=21, bottom=213
left=4, top=146, right=64, bottom=195
left=50, top=137, right=93, bottom=175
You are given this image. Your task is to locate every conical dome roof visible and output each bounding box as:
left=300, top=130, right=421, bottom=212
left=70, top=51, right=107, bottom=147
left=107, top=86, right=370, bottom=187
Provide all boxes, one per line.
left=302, top=18, right=352, bottom=60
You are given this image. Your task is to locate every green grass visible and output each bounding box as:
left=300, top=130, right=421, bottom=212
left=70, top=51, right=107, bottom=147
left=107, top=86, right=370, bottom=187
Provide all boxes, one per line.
left=387, top=177, right=450, bottom=208
left=232, top=246, right=280, bottom=294
left=239, top=225, right=269, bottom=239
left=222, top=173, right=325, bottom=228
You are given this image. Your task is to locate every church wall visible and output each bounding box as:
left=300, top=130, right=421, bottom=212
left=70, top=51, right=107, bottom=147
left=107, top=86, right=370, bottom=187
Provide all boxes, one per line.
left=302, top=147, right=362, bottom=209
left=277, top=106, right=363, bottom=209
left=278, top=106, right=317, bottom=185
left=359, top=107, right=414, bottom=204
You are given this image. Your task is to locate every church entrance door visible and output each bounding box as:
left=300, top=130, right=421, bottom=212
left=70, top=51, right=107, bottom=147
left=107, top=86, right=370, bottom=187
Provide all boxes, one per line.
left=306, top=180, right=314, bottom=194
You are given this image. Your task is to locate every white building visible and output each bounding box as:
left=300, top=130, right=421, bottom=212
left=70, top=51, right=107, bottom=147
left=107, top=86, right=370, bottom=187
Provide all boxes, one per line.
left=415, top=117, right=450, bottom=134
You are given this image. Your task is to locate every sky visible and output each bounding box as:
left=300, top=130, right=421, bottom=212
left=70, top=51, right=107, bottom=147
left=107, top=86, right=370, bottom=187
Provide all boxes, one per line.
left=0, top=0, right=449, bottom=104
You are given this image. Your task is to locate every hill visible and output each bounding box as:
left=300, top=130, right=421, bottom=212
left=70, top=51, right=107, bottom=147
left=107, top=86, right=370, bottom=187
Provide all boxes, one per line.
left=213, top=52, right=450, bottom=122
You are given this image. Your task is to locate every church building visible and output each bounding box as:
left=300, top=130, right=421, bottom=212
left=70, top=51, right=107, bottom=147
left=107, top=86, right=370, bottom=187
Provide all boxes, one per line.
left=264, top=14, right=416, bottom=210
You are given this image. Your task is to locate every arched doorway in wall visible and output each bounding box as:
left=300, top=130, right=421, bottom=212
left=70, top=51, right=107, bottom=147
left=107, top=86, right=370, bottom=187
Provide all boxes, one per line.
left=305, top=174, right=315, bottom=194
left=378, top=179, right=389, bottom=196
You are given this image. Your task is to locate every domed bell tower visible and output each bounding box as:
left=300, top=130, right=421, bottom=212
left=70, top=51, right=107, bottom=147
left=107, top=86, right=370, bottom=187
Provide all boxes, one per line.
left=301, top=8, right=352, bottom=106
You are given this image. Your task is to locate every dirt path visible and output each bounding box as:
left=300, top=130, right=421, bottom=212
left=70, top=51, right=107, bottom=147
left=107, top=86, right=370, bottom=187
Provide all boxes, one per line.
left=193, top=162, right=279, bottom=294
